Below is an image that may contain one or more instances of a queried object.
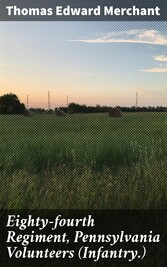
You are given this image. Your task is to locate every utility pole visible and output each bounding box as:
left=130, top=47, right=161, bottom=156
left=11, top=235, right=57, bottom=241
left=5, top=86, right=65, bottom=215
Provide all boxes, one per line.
left=136, top=91, right=138, bottom=108
left=66, top=95, right=69, bottom=107
left=27, top=94, right=29, bottom=110
left=48, top=91, right=50, bottom=110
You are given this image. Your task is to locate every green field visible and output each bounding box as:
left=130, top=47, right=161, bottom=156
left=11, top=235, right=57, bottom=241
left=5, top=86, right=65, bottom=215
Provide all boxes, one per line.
left=0, top=112, right=167, bottom=209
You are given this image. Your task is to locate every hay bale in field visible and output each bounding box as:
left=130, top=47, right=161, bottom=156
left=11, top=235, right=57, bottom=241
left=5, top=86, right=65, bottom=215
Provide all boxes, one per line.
left=108, top=107, right=123, bottom=118
left=23, top=109, right=33, bottom=117
left=55, top=108, right=66, bottom=117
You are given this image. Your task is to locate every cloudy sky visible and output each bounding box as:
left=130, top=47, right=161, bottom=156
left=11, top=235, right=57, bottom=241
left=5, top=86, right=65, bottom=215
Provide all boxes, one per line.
left=0, top=21, right=167, bottom=108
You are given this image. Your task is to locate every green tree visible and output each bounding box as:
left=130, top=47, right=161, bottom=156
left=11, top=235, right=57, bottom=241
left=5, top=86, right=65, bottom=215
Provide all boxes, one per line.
left=0, top=93, right=25, bottom=114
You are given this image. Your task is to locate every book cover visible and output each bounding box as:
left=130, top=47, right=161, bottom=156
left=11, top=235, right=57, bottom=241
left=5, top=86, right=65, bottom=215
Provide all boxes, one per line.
left=0, top=0, right=167, bottom=265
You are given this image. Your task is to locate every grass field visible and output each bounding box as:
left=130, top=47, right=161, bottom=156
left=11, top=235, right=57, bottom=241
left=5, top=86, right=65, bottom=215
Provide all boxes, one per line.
left=0, top=112, right=167, bottom=209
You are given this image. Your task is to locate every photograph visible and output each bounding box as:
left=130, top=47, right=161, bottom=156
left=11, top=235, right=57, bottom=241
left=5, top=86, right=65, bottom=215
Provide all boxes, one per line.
left=0, top=0, right=167, bottom=265
left=0, top=20, right=167, bottom=210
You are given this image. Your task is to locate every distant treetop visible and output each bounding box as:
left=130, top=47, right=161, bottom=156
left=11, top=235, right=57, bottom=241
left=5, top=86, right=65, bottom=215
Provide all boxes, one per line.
left=0, top=93, right=25, bottom=114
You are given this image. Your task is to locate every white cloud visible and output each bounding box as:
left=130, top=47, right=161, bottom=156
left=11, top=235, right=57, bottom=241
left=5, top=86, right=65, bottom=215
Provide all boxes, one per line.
left=73, top=30, right=167, bottom=45
left=154, top=55, right=167, bottom=62
left=142, top=67, right=167, bottom=73
left=143, top=55, right=167, bottom=72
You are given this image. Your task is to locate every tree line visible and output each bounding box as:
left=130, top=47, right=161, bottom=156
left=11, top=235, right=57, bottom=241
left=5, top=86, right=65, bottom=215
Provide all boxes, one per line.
left=63, top=103, right=167, bottom=113
left=0, top=94, right=166, bottom=114
left=30, top=103, right=166, bottom=114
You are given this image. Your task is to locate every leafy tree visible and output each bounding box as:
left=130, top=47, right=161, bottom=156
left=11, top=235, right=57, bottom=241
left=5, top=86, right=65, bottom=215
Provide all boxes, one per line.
left=67, top=103, right=80, bottom=114
left=0, top=93, right=25, bottom=114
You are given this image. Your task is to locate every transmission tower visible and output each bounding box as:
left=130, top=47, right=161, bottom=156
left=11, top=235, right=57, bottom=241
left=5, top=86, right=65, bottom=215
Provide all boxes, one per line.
left=48, top=91, right=50, bottom=110
left=66, top=95, right=69, bottom=107
left=136, top=91, right=138, bottom=108
left=27, top=94, right=29, bottom=109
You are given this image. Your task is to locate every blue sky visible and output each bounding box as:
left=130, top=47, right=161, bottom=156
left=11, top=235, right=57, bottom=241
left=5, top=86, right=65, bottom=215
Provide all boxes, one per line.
left=0, top=21, right=167, bottom=108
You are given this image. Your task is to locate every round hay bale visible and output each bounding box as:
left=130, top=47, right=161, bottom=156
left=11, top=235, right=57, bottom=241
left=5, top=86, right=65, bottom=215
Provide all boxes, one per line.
left=23, top=109, right=33, bottom=117
left=108, top=107, right=123, bottom=118
left=55, top=108, right=66, bottom=117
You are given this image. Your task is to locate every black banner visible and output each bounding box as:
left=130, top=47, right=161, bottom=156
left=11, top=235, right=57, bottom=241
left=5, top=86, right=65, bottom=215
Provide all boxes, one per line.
left=0, top=210, right=167, bottom=266
left=0, top=0, right=167, bottom=21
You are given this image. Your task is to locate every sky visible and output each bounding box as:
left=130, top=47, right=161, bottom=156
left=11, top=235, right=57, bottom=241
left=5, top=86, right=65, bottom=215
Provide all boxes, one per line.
left=0, top=21, right=167, bottom=108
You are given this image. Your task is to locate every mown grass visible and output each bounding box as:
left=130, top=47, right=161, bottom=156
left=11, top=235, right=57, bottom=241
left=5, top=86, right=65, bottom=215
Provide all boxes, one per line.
left=0, top=112, right=167, bottom=209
